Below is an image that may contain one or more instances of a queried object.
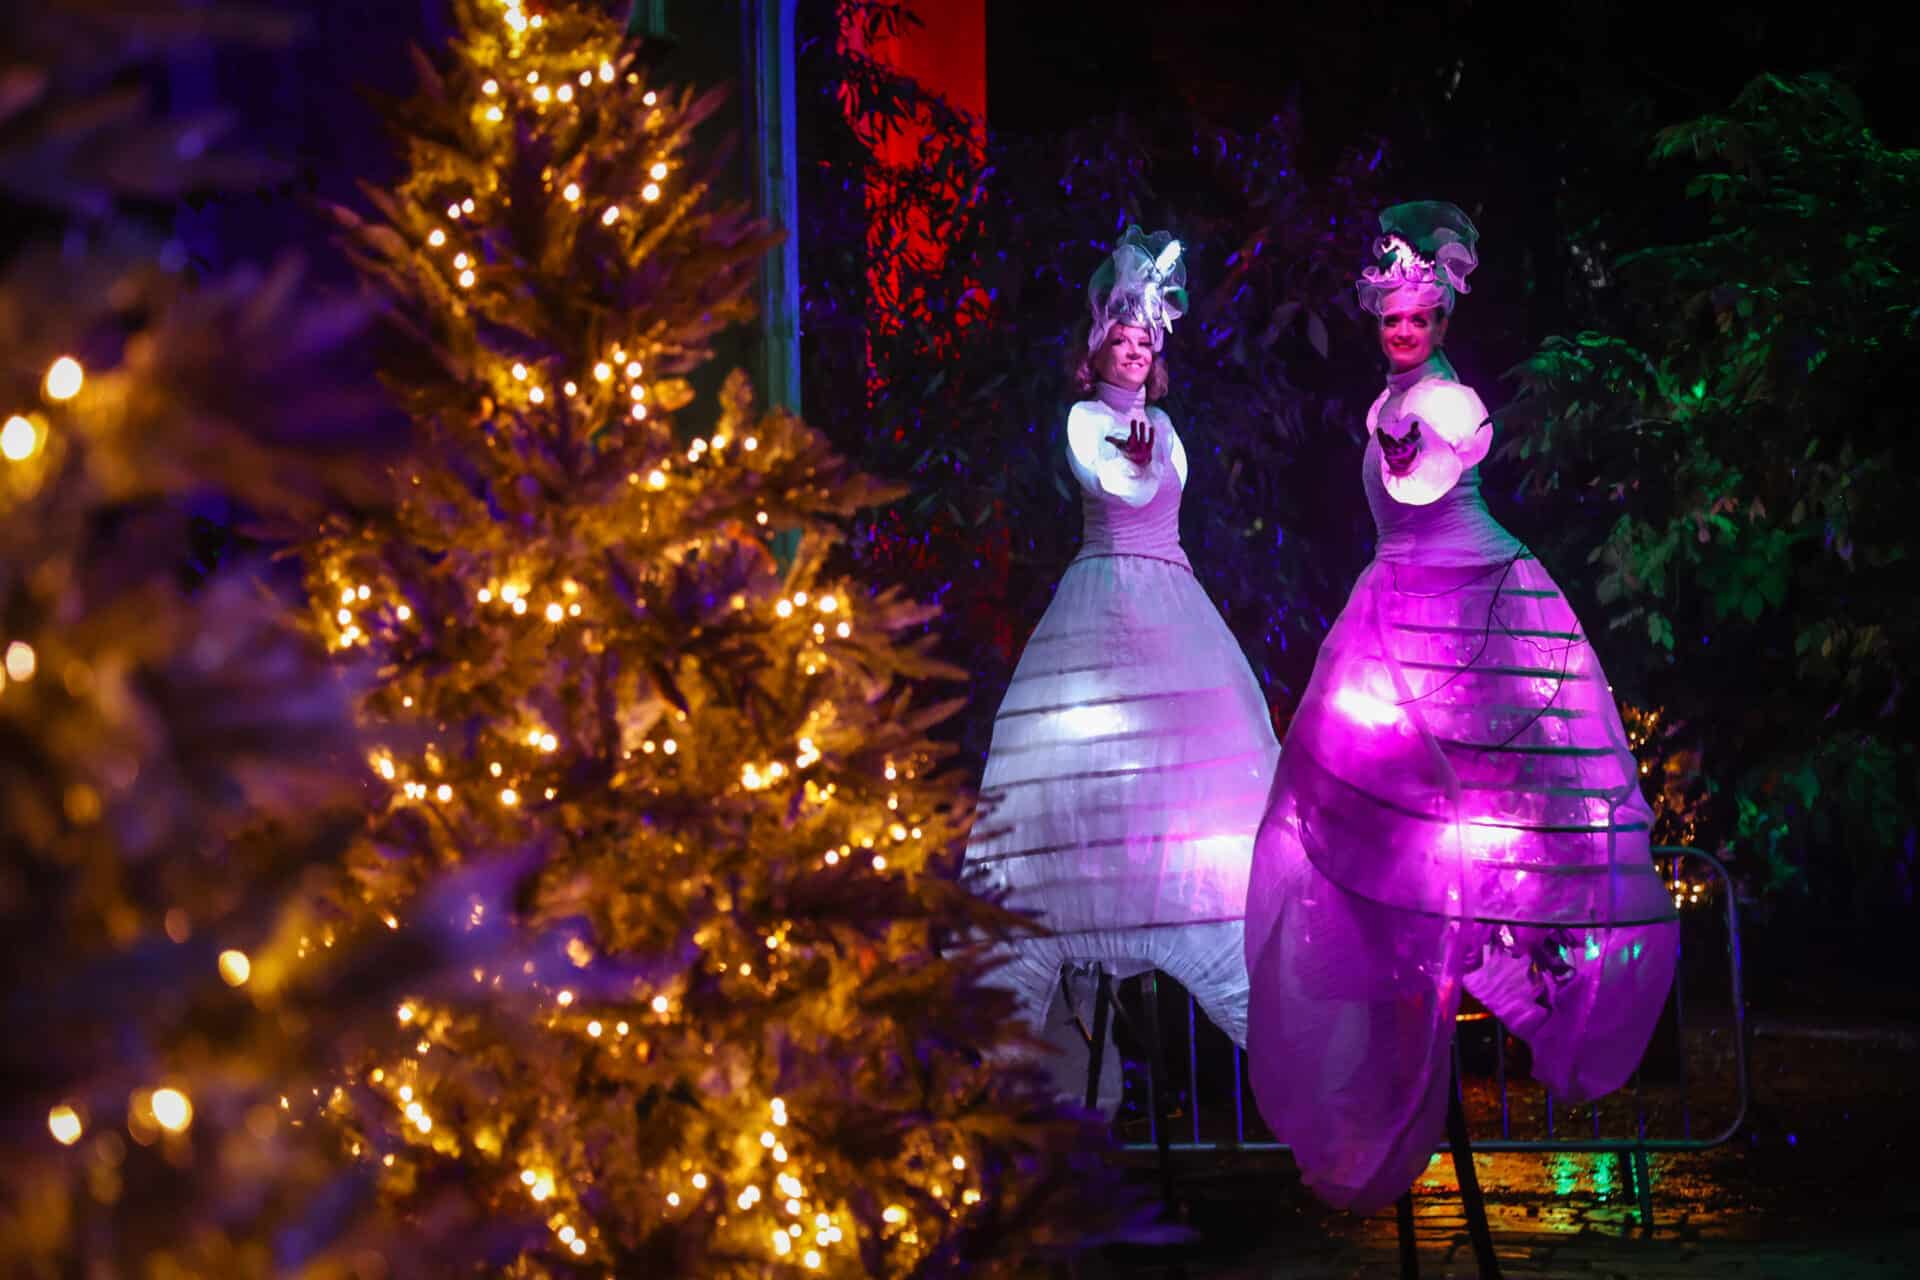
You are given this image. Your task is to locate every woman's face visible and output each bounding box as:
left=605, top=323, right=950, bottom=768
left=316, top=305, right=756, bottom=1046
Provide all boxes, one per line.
left=1378, top=306, right=1448, bottom=372
left=1093, top=323, right=1154, bottom=391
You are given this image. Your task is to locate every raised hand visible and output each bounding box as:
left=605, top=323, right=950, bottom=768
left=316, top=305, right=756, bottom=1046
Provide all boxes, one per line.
left=1377, top=418, right=1423, bottom=477
left=1104, top=417, right=1156, bottom=468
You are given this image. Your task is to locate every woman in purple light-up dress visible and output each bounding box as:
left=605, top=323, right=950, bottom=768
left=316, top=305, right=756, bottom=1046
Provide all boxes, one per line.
left=963, top=228, right=1279, bottom=1107
left=1244, top=203, right=1678, bottom=1213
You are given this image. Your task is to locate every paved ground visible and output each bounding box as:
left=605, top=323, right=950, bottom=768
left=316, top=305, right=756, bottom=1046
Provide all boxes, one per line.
left=1087, top=1016, right=1920, bottom=1279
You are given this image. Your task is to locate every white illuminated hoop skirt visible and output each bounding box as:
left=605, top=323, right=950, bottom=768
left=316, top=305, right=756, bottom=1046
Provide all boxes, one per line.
left=964, top=549, right=1280, bottom=1048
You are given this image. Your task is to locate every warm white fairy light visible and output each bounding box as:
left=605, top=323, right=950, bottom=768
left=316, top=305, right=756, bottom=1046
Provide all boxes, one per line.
left=218, top=949, right=251, bottom=986
left=150, top=1087, right=193, bottom=1133
left=48, top=1105, right=83, bottom=1145
left=428, top=228, right=447, bottom=246
left=602, top=206, right=620, bottom=226
left=45, top=356, right=84, bottom=401
left=1, top=415, right=38, bottom=461
left=642, top=183, right=661, bottom=202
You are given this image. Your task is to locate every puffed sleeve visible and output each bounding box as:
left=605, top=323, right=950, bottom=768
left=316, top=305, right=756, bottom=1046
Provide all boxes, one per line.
left=1150, top=407, right=1188, bottom=490
left=1066, top=401, right=1161, bottom=507
left=1376, top=379, right=1494, bottom=507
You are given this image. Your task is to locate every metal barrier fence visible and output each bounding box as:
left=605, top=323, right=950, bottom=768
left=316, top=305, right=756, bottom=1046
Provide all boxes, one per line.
left=1100, top=848, right=1747, bottom=1228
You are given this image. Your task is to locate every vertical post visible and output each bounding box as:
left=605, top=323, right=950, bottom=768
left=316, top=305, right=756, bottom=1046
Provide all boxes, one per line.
left=741, top=0, right=803, bottom=418
left=625, top=0, right=669, bottom=39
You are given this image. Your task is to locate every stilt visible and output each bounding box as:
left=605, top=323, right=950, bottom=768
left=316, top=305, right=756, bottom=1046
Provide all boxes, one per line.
left=1140, top=971, right=1179, bottom=1218
left=1445, top=1052, right=1503, bottom=1279
left=1080, top=965, right=1113, bottom=1112
left=1395, top=1190, right=1419, bottom=1279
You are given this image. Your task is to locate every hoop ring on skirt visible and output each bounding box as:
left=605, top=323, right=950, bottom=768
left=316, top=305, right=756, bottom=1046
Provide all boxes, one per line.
left=1245, top=554, right=1678, bottom=1213
left=966, top=550, right=1279, bottom=1049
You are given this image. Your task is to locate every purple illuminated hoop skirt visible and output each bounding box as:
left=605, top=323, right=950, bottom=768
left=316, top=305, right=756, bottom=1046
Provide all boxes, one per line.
left=1245, top=554, right=1678, bottom=1213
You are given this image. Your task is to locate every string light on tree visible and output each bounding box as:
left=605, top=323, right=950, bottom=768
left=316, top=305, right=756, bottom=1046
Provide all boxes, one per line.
left=289, top=0, right=1146, bottom=1270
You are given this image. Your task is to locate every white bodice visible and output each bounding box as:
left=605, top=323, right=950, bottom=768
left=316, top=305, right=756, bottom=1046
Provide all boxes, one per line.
left=1361, top=368, right=1524, bottom=567
left=1065, top=399, right=1190, bottom=568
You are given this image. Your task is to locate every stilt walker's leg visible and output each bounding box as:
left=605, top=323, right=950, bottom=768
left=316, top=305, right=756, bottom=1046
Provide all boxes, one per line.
left=1446, top=1048, right=1503, bottom=1279
left=1082, top=966, right=1113, bottom=1112
left=1140, top=971, right=1178, bottom=1217
left=1396, top=1191, right=1419, bottom=1279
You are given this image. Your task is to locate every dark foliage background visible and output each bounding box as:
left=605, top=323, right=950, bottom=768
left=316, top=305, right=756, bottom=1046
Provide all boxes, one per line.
left=793, top=2, right=1920, bottom=1011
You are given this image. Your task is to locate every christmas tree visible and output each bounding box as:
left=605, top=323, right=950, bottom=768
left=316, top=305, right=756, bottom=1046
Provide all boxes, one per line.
left=310, top=1, right=1148, bottom=1273
left=0, top=4, right=453, bottom=1273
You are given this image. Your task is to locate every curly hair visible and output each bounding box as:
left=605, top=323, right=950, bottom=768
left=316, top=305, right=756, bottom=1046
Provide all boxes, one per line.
left=1068, top=325, right=1171, bottom=402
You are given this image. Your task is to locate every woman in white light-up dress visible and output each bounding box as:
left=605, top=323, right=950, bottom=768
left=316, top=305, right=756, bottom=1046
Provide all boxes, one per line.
left=964, top=228, right=1279, bottom=1104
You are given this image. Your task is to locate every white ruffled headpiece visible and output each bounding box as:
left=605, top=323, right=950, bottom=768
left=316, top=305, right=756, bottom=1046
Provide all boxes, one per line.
left=1356, top=201, right=1480, bottom=317
left=1086, top=226, right=1188, bottom=352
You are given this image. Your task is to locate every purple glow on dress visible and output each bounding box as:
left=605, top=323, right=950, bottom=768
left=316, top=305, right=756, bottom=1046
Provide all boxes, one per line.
left=1244, top=355, right=1678, bottom=1213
